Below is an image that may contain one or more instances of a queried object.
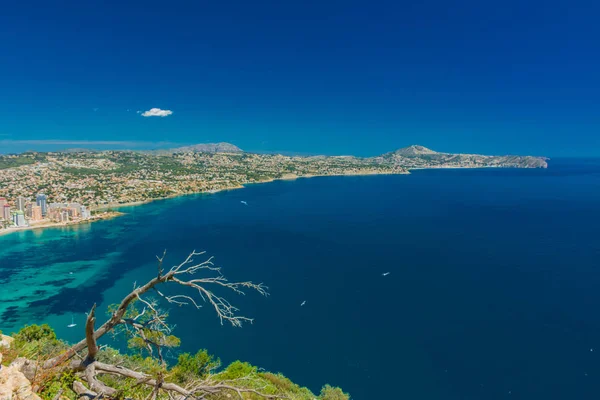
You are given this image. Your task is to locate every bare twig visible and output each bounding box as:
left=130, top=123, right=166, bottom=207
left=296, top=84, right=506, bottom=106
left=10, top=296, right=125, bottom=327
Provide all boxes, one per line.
left=72, top=380, right=98, bottom=399
left=85, top=363, right=117, bottom=397
left=45, top=250, right=267, bottom=368
left=85, top=304, right=98, bottom=361
left=87, top=361, right=283, bottom=399
left=42, top=249, right=276, bottom=399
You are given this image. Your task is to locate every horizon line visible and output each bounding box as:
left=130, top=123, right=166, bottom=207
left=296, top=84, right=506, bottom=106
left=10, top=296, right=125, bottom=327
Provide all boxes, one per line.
left=0, top=140, right=560, bottom=158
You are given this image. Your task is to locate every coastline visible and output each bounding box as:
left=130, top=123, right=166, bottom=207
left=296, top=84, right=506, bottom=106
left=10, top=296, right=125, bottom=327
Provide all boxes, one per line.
left=408, top=165, right=526, bottom=170
left=91, top=171, right=404, bottom=212
left=0, top=166, right=528, bottom=237
left=0, top=211, right=123, bottom=237
left=91, top=184, right=246, bottom=212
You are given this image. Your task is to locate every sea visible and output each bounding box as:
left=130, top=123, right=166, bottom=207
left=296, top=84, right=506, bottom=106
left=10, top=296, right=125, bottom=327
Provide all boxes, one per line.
left=1, top=158, right=600, bottom=400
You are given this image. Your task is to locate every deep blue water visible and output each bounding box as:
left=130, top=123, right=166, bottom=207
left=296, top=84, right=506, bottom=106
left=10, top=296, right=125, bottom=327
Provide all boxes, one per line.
left=2, top=159, right=600, bottom=399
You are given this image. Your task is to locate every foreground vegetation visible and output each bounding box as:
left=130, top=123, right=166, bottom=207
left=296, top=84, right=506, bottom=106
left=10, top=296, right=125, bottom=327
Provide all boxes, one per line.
left=0, top=251, right=350, bottom=399
left=1, top=324, right=348, bottom=400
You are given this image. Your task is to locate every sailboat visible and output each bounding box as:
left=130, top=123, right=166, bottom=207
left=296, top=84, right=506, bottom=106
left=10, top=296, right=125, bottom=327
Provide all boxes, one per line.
left=67, top=315, right=77, bottom=328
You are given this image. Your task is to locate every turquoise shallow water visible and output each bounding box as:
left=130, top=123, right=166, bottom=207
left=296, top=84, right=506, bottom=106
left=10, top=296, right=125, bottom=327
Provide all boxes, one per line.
left=2, top=159, right=600, bottom=399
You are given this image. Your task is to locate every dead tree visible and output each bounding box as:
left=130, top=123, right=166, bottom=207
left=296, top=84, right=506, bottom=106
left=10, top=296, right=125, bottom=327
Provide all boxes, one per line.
left=43, top=250, right=280, bottom=399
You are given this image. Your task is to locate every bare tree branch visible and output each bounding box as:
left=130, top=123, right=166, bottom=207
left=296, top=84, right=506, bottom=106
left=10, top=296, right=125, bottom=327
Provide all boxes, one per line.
left=72, top=380, right=98, bottom=399
left=85, top=361, right=284, bottom=399
left=84, top=362, right=118, bottom=397
left=46, top=251, right=265, bottom=368
left=42, top=250, right=274, bottom=399
left=85, top=304, right=98, bottom=361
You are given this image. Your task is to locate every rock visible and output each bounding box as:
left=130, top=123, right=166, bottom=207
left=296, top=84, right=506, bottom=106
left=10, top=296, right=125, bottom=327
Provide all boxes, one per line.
left=0, top=353, right=41, bottom=400
left=0, top=336, right=13, bottom=349
left=8, top=359, right=38, bottom=383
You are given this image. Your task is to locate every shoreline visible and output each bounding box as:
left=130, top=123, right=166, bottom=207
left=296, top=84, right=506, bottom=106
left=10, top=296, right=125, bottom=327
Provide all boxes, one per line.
left=91, top=171, right=405, bottom=212
left=91, top=184, right=246, bottom=212
left=408, top=165, right=526, bottom=170
left=0, top=211, right=124, bottom=237
left=0, top=166, right=528, bottom=237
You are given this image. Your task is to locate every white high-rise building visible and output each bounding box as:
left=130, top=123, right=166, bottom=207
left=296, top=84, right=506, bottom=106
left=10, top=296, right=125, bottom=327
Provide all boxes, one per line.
left=13, top=211, right=26, bottom=227
left=16, top=197, right=27, bottom=212
left=80, top=205, right=90, bottom=219
left=0, top=197, right=7, bottom=219
left=36, top=194, right=48, bottom=216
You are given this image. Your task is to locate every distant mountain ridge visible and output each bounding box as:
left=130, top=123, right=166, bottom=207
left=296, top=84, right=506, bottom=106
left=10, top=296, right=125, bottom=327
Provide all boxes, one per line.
left=144, top=142, right=243, bottom=155
left=5, top=143, right=548, bottom=169
left=161, top=142, right=243, bottom=154
left=61, top=148, right=101, bottom=153
left=390, top=145, right=438, bottom=157
left=374, top=145, right=548, bottom=168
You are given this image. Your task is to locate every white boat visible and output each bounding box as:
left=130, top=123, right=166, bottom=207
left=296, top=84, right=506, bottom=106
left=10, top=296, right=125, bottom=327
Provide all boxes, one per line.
left=300, top=300, right=306, bottom=306
left=382, top=272, right=390, bottom=276
left=67, top=315, right=77, bottom=328
left=241, top=200, right=248, bottom=205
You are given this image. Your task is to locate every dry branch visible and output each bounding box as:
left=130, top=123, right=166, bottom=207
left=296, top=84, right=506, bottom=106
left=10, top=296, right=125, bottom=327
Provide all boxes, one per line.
left=72, top=380, right=97, bottom=399
left=41, top=250, right=277, bottom=399
left=85, top=304, right=98, bottom=361
left=86, top=361, right=283, bottom=399
left=45, top=250, right=267, bottom=368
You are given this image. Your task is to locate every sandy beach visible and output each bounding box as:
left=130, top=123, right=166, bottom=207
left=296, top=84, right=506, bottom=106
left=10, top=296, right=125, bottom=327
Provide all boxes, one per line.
left=0, top=211, right=123, bottom=237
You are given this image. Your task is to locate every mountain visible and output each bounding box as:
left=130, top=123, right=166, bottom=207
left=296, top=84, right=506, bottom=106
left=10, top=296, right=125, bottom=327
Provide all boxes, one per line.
left=60, top=148, right=101, bottom=153
left=391, top=145, right=438, bottom=157
left=153, top=142, right=243, bottom=154
left=5, top=142, right=547, bottom=169
left=373, top=145, right=548, bottom=169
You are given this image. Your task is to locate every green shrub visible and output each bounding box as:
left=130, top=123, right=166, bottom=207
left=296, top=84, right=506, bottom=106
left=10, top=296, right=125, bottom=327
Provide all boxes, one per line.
left=13, top=324, right=57, bottom=344
left=319, top=384, right=350, bottom=400
left=170, top=349, right=221, bottom=384
left=215, top=360, right=257, bottom=381
left=260, top=372, right=315, bottom=398
left=5, top=325, right=350, bottom=400
left=11, top=324, right=67, bottom=361
left=40, top=370, right=77, bottom=400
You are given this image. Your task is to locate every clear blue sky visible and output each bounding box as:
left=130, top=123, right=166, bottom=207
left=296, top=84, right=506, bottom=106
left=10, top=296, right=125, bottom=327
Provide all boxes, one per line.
left=1, top=0, right=599, bottom=156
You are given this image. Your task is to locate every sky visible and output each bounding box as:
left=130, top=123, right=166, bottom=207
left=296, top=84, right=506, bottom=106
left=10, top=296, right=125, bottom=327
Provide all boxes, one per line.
left=0, top=0, right=599, bottom=157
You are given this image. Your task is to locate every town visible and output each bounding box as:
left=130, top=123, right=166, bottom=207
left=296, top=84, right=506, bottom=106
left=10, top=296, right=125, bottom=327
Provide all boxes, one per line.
left=0, top=147, right=404, bottom=234
left=0, top=149, right=404, bottom=209
left=0, top=144, right=547, bottom=234
left=0, top=194, right=91, bottom=230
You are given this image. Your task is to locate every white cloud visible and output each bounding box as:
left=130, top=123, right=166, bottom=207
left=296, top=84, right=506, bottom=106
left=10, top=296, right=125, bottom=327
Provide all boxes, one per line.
left=136, top=110, right=141, bottom=114
left=141, top=108, right=173, bottom=117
